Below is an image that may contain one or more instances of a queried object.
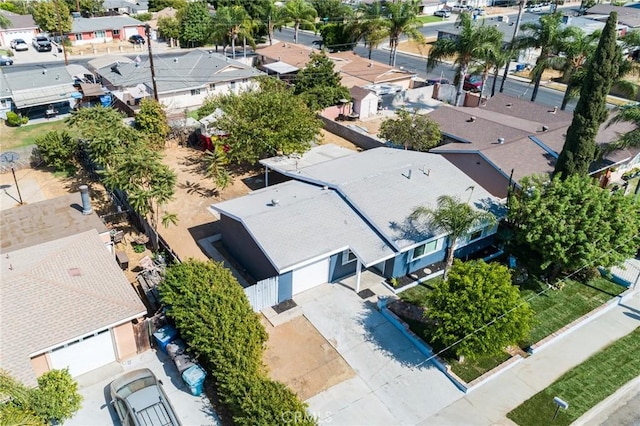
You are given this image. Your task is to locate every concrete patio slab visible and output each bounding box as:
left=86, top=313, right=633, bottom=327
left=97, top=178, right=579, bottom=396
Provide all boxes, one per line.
left=66, top=350, right=219, bottom=426
left=300, top=284, right=463, bottom=425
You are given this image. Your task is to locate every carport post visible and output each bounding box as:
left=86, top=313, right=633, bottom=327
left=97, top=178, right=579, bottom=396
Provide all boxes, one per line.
left=355, top=259, right=362, bottom=293
left=265, top=166, right=269, bottom=187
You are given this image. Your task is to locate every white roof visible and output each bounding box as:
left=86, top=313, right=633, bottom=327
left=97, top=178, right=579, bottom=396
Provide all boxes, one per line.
left=262, top=61, right=300, bottom=74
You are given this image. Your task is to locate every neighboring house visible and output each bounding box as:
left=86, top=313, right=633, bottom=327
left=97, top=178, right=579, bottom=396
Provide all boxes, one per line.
left=585, top=4, right=640, bottom=29
left=0, top=192, right=147, bottom=386
left=255, top=42, right=316, bottom=81
left=103, top=0, right=149, bottom=15
left=560, top=15, right=627, bottom=36
left=328, top=51, right=417, bottom=90
left=350, top=85, right=378, bottom=120
left=428, top=94, right=638, bottom=197
left=93, top=49, right=264, bottom=112
left=1, top=64, right=81, bottom=118
left=0, top=10, right=38, bottom=48
left=68, top=16, right=145, bottom=46
left=211, top=145, right=502, bottom=307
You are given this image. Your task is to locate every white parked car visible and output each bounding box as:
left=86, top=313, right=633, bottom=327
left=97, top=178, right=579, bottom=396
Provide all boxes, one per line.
left=10, top=39, right=28, bottom=51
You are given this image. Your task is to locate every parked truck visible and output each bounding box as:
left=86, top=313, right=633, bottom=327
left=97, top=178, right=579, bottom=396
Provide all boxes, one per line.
left=32, top=35, right=52, bottom=52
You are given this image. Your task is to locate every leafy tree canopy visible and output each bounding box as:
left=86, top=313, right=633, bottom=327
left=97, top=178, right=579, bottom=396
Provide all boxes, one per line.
left=379, top=108, right=442, bottom=151
left=0, top=1, right=26, bottom=14
left=149, top=0, right=186, bottom=12
left=178, top=1, right=211, bottom=47
left=508, top=174, right=640, bottom=274
left=135, top=98, right=170, bottom=150
left=317, top=22, right=356, bottom=52
left=157, top=16, right=180, bottom=42
left=198, top=77, right=322, bottom=164
left=34, top=130, right=77, bottom=172
left=293, top=52, right=350, bottom=110
left=311, top=0, right=350, bottom=22
left=31, top=0, right=72, bottom=34
left=427, top=260, right=534, bottom=359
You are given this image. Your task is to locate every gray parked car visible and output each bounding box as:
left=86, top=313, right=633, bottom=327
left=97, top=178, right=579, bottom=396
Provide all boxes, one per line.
left=110, top=369, right=182, bottom=426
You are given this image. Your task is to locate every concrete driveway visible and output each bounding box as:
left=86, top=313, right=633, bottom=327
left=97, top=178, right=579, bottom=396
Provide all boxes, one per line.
left=66, top=349, right=219, bottom=426
left=297, top=284, right=463, bottom=425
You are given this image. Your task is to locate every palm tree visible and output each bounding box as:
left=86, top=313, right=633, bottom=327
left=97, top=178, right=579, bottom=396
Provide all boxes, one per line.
left=211, top=5, right=257, bottom=59
left=0, top=15, right=11, bottom=29
left=355, top=1, right=387, bottom=59
left=489, top=48, right=510, bottom=97
left=499, top=0, right=527, bottom=93
left=384, top=0, right=424, bottom=66
left=605, top=104, right=640, bottom=153
left=410, top=194, right=496, bottom=279
left=284, top=0, right=317, bottom=44
left=469, top=26, right=504, bottom=101
left=554, top=28, right=600, bottom=110
left=266, top=0, right=289, bottom=45
left=516, top=13, right=575, bottom=102
left=428, top=12, right=503, bottom=107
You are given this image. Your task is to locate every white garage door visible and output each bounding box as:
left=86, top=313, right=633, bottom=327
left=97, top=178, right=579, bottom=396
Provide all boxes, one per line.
left=292, top=258, right=330, bottom=295
left=49, top=329, right=116, bottom=377
left=124, top=27, right=140, bottom=38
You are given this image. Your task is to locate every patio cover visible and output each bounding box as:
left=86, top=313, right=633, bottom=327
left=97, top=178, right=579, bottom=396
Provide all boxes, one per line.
left=80, top=83, right=105, bottom=97
left=12, top=84, right=79, bottom=109
left=263, top=61, right=299, bottom=74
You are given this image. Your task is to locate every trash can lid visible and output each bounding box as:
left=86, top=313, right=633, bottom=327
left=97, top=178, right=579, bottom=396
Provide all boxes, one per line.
left=153, top=325, right=177, bottom=339
left=182, top=364, right=206, bottom=385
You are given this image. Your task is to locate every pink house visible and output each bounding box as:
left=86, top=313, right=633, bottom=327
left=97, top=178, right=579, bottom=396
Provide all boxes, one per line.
left=68, top=16, right=144, bottom=46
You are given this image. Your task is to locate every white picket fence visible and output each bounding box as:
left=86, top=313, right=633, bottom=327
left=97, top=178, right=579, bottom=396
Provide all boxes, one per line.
left=244, top=276, right=279, bottom=312
left=608, top=259, right=640, bottom=288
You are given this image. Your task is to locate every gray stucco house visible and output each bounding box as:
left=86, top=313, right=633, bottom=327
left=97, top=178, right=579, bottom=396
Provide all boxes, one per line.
left=211, top=145, right=503, bottom=309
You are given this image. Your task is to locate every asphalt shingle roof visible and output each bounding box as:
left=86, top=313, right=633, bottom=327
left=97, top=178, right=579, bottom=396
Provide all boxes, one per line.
left=0, top=10, right=36, bottom=29
left=71, top=16, right=143, bottom=32
left=0, top=229, right=146, bottom=386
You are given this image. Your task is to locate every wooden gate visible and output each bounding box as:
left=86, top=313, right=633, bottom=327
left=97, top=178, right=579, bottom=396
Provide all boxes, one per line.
left=244, top=277, right=279, bottom=312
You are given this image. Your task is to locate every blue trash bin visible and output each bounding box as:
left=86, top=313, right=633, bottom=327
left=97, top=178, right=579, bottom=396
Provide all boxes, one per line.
left=153, top=325, right=178, bottom=354
left=182, top=364, right=207, bottom=396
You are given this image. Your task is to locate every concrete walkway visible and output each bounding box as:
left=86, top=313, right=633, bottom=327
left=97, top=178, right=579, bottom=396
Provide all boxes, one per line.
left=421, top=290, right=640, bottom=426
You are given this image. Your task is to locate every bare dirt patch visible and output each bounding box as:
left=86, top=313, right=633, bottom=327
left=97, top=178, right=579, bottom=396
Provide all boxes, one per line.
left=261, top=315, right=355, bottom=401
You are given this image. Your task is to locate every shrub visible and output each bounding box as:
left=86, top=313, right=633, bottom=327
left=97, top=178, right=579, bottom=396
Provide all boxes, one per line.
left=34, top=131, right=77, bottom=171
left=21, top=116, right=28, bottom=125
left=6, top=111, right=21, bottom=127
left=30, top=369, right=82, bottom=424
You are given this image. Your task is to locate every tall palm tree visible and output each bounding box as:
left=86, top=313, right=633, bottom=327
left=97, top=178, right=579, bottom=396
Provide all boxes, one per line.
left=605, top=103, right=640, bottom=152
left=499, top=0, right=527, bottom=93
left=428, top=12, right=503, bottom=107
left=469, top=26, right=504, bottom=101
left=266, top=0, right=289, bottom=45
left=384, top=0, right=424, bottom=66
left=284, top=0, right=317, bottom=44
left=355, top=1, right=387, bottom=59
left=489, top=48, right=510, bottom=97
left=516, top=13, right=574, bottom=102
left=554, top=28, right=600, bottom=110
left=0, top=15, right=11, bottom=29
left=410, top=194, right=496, bottom=279
left=211, top=5, right=257, bottom=59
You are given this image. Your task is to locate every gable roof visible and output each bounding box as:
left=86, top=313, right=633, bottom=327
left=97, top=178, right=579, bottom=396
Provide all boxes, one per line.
left=328, top=51, right=416, bottom=87
left=224, top=146, right=503, bottom=271
left=0, top=10, right=37, bottom=30
left=586, top=4, right=640, bottom=27
left=0, top=229, right=146, bottom=386
left=0, top=192, right=108, bottom=254
left=96, top=49, right=264, bottom=93
left=71, top=15, right=143, bottom=32
left=256, top=42, right=316, bottom=69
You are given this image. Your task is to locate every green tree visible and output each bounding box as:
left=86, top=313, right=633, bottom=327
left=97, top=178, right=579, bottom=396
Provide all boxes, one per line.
left=293, top=52, right=350, bottom=110
left=178, top=1, right=211, bottom=47
left=607, top=103, right=640, bottom=152
left=467, top=23, right=505, bottom=101
left=428, top=11, right=503, bottom=106
left=199, top=77, right=322, bottom=164
left=30, top=369, right=82, bottom=424
left=508, top=174, right=640, bottom=277
left=384, top=0, right=424, bottom=66
left=355, top=1, right=387, bottom=60
left=427, top=260, right=534, bottom=359
left=0, top=2, right=25, bottom=15
left=135, top=98, right=170, bottom=150
left=556, top=29, right=601, bottom=110
left=410, top=195, right=497, bottom=279
left=157, top=16, right=180, bottom=47
left=211, top=5, right=256, bottom=59
left=31, top=0, right=72, bottom=34
left=516, top=13, right=575, bottom=102
left=378, top=108, right=442, bottom=151
left=498, top=0, right=526, bottom=93
left=264, top=0, right=288, bottom=45
left=64, top=0, right=103, bottom=15
left=149, top=0, right=186, bottom=12
left=311, top=0, right=348, bottom=22
left=0, top=404, right=44, bottom=426
left=34, top=130, right=77, bottom=172
left=284, top=0, right=317, bottom=44
left=555, top=12, right=621, bottom=178
left=317, top=22, right=355, bottom=52
left=0, top=14, right=12, bottom=28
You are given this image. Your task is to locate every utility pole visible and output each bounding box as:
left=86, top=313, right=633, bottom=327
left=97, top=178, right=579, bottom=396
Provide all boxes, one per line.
left=145, top=24, right=159, bottom=101
left=499, top=0, right=526, bottom=93
left=53, top=0, right=69, bottom=65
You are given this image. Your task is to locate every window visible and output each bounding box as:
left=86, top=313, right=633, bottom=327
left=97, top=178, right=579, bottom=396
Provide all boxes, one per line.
left=75, top=33, right=83, bottom=40
left=208, top=83, right=216, bottom=90
left=190, top=89, right=201, bottom=96
left=468, top=229, right=483, bottom=242
left=411, top=240, right=438, bottom=261
left=0, top=99, right=10, bottom=108
left=112, top=29, right=120, bottom=36
left=95, top=30, right=106, bottom=38
left=341, top=249, right=357, bottom=265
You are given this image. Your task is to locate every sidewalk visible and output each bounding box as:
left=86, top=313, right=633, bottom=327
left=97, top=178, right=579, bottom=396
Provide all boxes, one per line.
left=420, top=290, right=640, bottom=426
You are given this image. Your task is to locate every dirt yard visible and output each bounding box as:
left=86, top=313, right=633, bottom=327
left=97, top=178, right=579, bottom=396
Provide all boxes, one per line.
left=261, top=315, right=355, bottom=400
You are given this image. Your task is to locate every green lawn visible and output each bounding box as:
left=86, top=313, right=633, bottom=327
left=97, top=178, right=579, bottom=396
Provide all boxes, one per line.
left=0, top=120, right=77, bottom=150
left=521, top=277, right=624, bottom=347
left=507, top=327, right=640, bottom=426
left=417, top=15, right=445, bottom=24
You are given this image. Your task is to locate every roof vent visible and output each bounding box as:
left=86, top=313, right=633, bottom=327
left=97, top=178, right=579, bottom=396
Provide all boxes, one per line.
left=322, top=185, right=328, bottom=190
left=549, top=106, right=558, bottom=114
left=42, top=69, right=47, bottom=75
left=68, top=268, right=82, bottom=277
left=368, top=62, right=373, bottom=67
left=174, top=58, right=178, bottom=63
left=468, top=116, right=476, bottom=122
left=506, top=103, right=512, bottom=108
left=498, top=137, right=505, bottom=144
left=271, top=199, right=280, bottom=206
left=542, top=125, right=549, bottom=132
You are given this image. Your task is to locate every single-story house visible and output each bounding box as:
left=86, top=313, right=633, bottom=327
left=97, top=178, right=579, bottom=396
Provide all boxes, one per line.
left=0, top=192, right=147, bottom=386
left=585, top=4, right=640, bottom=29
left=103, top=0, right=149, bottom=15
left=0, top=64, right=82, bottom=118
left=0, top=10, right=38, bottom=48
left=428, top=94, right=638, bottom=197
left=328, top=50, right=417, bottom=90
left=255, top=42, right=317, bottom=81
left=211, top=145, right=503, bottom=307
left=67, top=16, right=145, bottom=46
left=93, top=49, right=264, bottom=111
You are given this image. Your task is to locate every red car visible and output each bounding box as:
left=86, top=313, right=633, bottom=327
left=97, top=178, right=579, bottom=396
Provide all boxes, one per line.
left=463, top=75, right=483, bottom=92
